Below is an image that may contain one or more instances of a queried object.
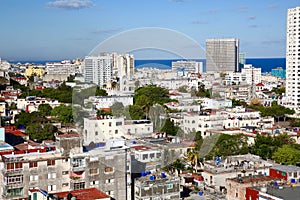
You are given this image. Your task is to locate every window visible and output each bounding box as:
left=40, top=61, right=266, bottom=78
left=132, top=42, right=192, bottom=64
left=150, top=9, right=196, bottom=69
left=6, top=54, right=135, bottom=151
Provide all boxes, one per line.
left=150, top=153, right=155, bottom=159
left=6, top=163, right=22, bottom=171
left=47, top=160, right=55, bottom=166
left=142, top=154, right=148, bottom=160
left=63, top=158, right=69, bottom=163
left=6, top=163, right=14, bottom=170
left=115, top=130, right=118, bottom=134
left=15, top=163, right=22, bottom=169
left=29, top=162, right=38, bottom=168
left=62, top=171, right=69, bottom=175
left=167, top=184, right=173, bottom=189
left=90, top=180, right=99, bottom=185
left=104, top=167, right=113, bottom=173
left=89, top=168, right=99, bottom=175
left=5, top=175, right=23, bottom=185
left=116, top=121, right=122, bottom=126
left=105, top=179, right=114, bottom=183
left=109, top=122, right=112, bottom=127
left=48, top=185, right=56, bottom=191
left=74, top=182, right=85, bottom=190
left=95, top=131, right=98, bottom=136
left=48, top=172, right=56, bottom=179
left=62, top=183, right=69, bottom=187
left=30, top=175, right=38, bottom=181
left=156, top=153, right=161, bottom=158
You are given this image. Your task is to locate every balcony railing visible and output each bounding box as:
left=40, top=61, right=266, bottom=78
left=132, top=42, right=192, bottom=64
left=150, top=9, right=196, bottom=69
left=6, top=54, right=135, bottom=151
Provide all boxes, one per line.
left=1, top=168, right=23, bottom=175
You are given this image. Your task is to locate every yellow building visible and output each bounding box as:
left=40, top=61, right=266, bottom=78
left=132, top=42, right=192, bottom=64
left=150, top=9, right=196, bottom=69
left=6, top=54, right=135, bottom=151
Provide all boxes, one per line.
left=25, top=66, right=45, bottom=78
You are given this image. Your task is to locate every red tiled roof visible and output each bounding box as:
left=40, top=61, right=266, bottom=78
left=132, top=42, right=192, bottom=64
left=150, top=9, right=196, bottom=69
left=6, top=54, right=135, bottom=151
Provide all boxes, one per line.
left=52, top=188, right=109, bottom=199
left=131, top=145, right=151, bottom=151
left=256, top=83, right=264, bottom=86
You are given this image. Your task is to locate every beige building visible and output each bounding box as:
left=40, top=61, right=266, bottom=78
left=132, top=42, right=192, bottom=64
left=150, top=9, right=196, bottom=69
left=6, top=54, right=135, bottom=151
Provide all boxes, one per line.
left=25, top=66, right=45, bottom=78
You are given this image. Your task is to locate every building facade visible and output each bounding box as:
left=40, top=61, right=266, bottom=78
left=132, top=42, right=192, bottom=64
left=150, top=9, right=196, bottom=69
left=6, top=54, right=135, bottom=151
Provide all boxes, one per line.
left=171, top=60, right=203, bottom=74
left=84, top=53, right=134, bottom=86
left=206, top=38, right=239, bottom=73
left=286, top=6, right=300, bottom=112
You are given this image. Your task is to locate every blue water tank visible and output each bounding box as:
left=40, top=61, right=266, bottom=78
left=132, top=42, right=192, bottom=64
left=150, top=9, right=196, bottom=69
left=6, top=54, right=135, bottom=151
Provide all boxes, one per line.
left=161, top=173, right=166, bottom=178
left=198, top=191, right=203, bottom=196
left=150, top=175, right=155, bottom=181
left=141, top=172, right=146, bottom=177
left=132, top=141, right=137, bottom=144
left=146, top=170, right=151, bottom=175
left=274, top=182, right=278, bottom=187
left=291, top=178, right=296, bottom=184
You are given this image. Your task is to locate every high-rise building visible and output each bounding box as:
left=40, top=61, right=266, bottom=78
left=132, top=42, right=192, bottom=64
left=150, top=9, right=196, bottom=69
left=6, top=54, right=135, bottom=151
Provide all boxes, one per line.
left=286, top=6, right=300, bottom=112
left=84, top=53, right=134, bottom=86
left=206, top=38, right=239, bottom=73
left=84, top=53, right=113, bottom=86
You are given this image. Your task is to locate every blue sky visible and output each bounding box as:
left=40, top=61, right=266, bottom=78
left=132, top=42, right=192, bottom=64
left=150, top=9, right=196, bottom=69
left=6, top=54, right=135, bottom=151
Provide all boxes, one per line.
left=0, top=0, right=299, bottom=61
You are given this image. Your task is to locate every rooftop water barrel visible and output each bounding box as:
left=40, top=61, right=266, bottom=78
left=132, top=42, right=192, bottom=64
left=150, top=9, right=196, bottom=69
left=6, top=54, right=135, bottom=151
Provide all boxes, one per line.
left=161, top=172, right=166, bottom=178
left=274, top=182, right=278, bottom=187
left=198, top=191, right=203, bottom=196
left=141, top=172, right=146, bottom=177
left=150, top=175, right=155, bottom=181
left=291, top=178, right=296, bottom=184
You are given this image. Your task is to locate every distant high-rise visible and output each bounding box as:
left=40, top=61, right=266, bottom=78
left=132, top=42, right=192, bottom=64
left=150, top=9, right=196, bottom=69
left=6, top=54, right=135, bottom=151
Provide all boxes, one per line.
left=84, top=53, right=113, bottom=86
left=206, top=38, right=239, bottom=73
left=84, top=53, right=134, bottom=86
left=286, top=6, right=300, bottom=112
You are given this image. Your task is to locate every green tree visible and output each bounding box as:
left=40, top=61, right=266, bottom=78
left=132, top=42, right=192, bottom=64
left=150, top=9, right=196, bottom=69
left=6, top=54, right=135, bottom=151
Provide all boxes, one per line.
left=272, top=145, right=300, bottom=165
left=97, top=109, right=112, bottom=117
left=38, top=104, right=52, bottom=116
left=96, top=87, right=108, bottom=96
left=272, top=87, right=285, bottom=95
left=27, top=123, right=57, bottom=142
left=15, top=111, right=47, bottom=127
left=178, top=86, right=188, bottom=93
left=161, top=118, right=179, bottom=136
left=51, top=104, right=73, bottom=124
left=128, top=105, right=145, bottom=120
left=110, top=102, right=125, bottom=117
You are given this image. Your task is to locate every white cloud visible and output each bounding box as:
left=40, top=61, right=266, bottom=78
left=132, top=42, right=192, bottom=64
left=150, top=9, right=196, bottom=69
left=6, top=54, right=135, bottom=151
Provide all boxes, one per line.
left=47, top=0, right=94, bottom=10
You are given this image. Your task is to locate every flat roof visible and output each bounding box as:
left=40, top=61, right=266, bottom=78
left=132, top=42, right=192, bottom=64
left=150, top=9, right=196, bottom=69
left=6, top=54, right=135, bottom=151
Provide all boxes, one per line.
left=52, top=188, right=109, bottom=199
left=271, top=164, right=300, bottom=173
left=258, top=186, right=300, bottom=200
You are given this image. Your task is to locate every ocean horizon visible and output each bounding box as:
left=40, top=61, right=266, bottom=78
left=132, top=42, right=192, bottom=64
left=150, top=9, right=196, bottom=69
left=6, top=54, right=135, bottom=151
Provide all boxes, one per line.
left=135, top=58, right=286, bottom=73
left=10, top=58, right=286, bottom=73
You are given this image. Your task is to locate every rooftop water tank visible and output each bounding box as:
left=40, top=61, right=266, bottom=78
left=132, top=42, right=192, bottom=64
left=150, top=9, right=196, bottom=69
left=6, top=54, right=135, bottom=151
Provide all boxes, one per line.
left=198, top=191, right=203, bottom=196
left=141, top=172, right=146, bottom=177
left=150, top=175, right=155, bottom=181
left=161, top=172, right=166, bottom=178
left=274, top=182, right=278, bottom=187
left=291, top=178, right=296, bottom=184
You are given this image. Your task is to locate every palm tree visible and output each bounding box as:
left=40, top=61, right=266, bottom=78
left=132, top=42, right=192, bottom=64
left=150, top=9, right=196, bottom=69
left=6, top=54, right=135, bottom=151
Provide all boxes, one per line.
left=187, top=150, right=198, bottom=173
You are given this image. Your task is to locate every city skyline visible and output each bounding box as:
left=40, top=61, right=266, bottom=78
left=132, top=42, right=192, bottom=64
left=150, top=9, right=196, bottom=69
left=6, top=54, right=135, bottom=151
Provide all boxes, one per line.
left=1, top=0, right=299, bottom=61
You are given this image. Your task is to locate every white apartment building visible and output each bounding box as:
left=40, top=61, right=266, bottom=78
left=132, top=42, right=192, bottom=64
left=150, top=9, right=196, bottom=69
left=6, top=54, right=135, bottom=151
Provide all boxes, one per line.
left=84, top=53, right=134, bottom=86
left=285, top=6, right=300, bottom=112
left=224, top=64, right=261, bottom=85
left=45, top=61, right=78, bottom=75
left=172, top=60, right=203, bottom=74
left=202, top=154, right=274, bottom=192
left=112, top=52, right=134, bottom=79
left=84, top=95, right=133, bottom=109
left=84, top=53, right=113, bottom=86
left=16, top=97, right=61, bottom=112
left=83, top=117, right=153, bottom=146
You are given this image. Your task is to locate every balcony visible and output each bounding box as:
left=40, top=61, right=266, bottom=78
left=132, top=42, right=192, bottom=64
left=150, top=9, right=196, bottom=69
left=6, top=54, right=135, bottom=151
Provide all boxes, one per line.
left=1, top=168, right=23, bottom=176
left=4, top=182, right=24, bottom=189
